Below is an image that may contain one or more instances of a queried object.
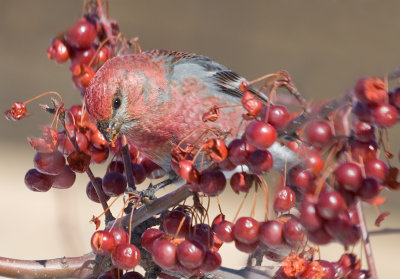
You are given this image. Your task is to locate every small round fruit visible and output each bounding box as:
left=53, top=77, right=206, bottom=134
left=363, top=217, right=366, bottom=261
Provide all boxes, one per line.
left=64, top=18, right=97, bottom=49
left=24, top=168, right=54, bottom=192
left=233, top=217, right=259, bottom=244
left=177, top=240, right=206, bottom=269
left=111, top=243, right=141, bottom=270
left=258, top=220, right=283, bottom=248
left=34, top=151, right=66, bottom=175
left=151, top=239, right=177, bottom=269
left=335, top=162, right=362, bottom=192
left=102, top=171, right=127, bottom=196
left=245, top=120, right=277, bottom=149
left=52, top=165, right=76, bottom=189
left=317, top=191, right=346, bottom=220
left=273, top=186, right=296, bottom=212
left=199, top=170, right=226, bottom=196
left=141, top=228, right=163, bottom=253
left=91, top=230, right=116, bottom=256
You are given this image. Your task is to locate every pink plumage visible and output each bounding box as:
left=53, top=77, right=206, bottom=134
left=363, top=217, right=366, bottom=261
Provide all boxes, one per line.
left=85, top=50, right=268, bottom=172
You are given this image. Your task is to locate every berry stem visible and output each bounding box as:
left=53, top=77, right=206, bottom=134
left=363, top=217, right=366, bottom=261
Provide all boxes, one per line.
left=356, top=201, right=378, bottom=279
left=96, top=0, right=115, bottom=46
left=121, top=135, right=136, bottom=191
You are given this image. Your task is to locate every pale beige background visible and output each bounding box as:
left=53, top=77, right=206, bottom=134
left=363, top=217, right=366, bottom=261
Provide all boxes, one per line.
left=0, top=1, right=400, bottom=278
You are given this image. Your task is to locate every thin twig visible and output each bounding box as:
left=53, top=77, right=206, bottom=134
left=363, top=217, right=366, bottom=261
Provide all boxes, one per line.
left=356, top=201, right=378, bottom=279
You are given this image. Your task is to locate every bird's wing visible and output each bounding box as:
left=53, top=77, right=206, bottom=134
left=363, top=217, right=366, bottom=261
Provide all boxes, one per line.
left=146, top=50, right=269, bottom=103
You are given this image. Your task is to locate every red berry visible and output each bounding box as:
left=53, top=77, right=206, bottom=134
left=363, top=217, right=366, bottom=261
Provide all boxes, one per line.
left=163, top=210, right=191, bottom=238
left=289, top=167, right=313, bottom=192
left=70, top=47, right=96, bottom=65
left=353, top=121, right=375, bottom=142
left=364, top=159, right=388, bottom=182
left=273, top=186, right=296, bottom=212
left=357, top=177, right=380, bottom=200
left=228, top=139, right=254, bottom=165
left=102, top=172, right=127, bottom=196
left=68, top=105, right=89, bottom=125
left=5, top=102, right=27, bottom=121
left=177, top=240, right=206, bottom=269
left=91, top=230, right=116, bottom=255
left=109, top=227, right=129, bottom=246
left=64, top=18, right=97, bottom=49
left=371, top=103, right=397, bottom=127
left=350, top=139, right=378, bottom=161
left=199, top=170, right=226, bottom=196
left=178, top=160, right=199, bottom=184
left=316, top=191, right=346, bottom=220
left=47, top=39, right=69, bottom=63
left=307, top=227, right=332, bottom=245
left=230, top=172, right=253, bottom=194
left=299, top=194, right=323, bottom=231
left=262, top=105, right=290, bottom=129
left=52, top=165, right=76, bottom=189
left=214, top=220, right=234, bottom=242
left=111, top=243, right=141, bottom=270
left=151, top=239, right=177, bottom=269
left=258, top=220, right=283, bottom=248
left=304, top=120, right=333, bottom=147
left=248, top=149, right=274, bottom=174
left=189, top=224, right=214, bottom=249
left=86, top=177, right=110, bottom=203
left=138, top=156, right=166, bottom=179
left=245, top=120, right=277, bottom=149
left=233, top=217, right=259, bottom=244
left=283, top=219, right=305, bottom=246
left=303, top=150, right=324, bottom=174
left=335, top=162, right=362, bottom=192
left=121, top=271, right=144, bottom=279
left=88, top=145, right=109, bottom=164
left=24, top=168, right=54, bottom=192
left=107, top=161, right=125, bottom=174
left=131, top=163, right=147, bottom=184
left=234, top=239, right=259, bottom=253
left=200, top=250, right=222, bottom=272
left=34, top=151, right=66, bottom=175
left=141, top=228, right=163, bottom=253
left=71, top=63, right=95, bottom=90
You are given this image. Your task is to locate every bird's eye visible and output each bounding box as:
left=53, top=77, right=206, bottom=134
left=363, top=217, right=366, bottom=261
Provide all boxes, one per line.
left=113, top=97, right=121, bottom=110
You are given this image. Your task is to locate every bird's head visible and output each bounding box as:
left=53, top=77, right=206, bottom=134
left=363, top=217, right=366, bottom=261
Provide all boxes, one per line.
left=84, top=55, right=146, bottom=144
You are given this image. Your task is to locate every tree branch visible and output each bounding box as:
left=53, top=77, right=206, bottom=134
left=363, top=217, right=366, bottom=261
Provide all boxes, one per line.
left=0, top=253, right=95, bottom=279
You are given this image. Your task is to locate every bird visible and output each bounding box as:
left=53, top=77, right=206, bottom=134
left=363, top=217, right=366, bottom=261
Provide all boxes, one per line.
left=84, top=50, right=296, bottom=175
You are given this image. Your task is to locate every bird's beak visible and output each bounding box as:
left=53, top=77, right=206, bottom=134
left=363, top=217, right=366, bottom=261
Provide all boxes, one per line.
left=97, top=119, right=120, bottom=145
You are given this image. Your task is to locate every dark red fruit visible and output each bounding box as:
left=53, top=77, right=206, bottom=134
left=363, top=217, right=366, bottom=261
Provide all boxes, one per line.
left=52, top=165, right=76, bottom=189
left=273, top=186, right=296, bottom=212
left=283, top=219, right=305, bottom=246
left=371, top=103, right=397, bottom=127
left=234, top=239, right=259, bottom=253
left=262, top=105, right=290, bottom=129
left=350, top=139, right=378, bottom=161
left=303, top=150, right=324, bottom=174
left=248, top=149, right=274, bottom=174
left=200, top=250, right=222, bottom=272
left=364, top=159, right=388, bottom=182
left=307, top=227, right=332, bottom=245
left=24, top=168, right=53, bottom=192
left=233, top=217, right=259, bottom=244
left=107, top=161, right=124, bottom=174
left=230, top=172, right=253, bottom=193
left=214, top=220, right=234, bottom=243
left=228, top=139, right=255, bottom=165
left=102, top=171, right=127, bottom=196
left=258, top=220, right=283, bottom=248
left=177, top=240, right=206, bottom=269
left=70, top=47, right=96, bottom=65
left=111, top=243, right=140, bottom=270
left=131, top=163, right=147, bottom=184
left=138, top=156, right=166, bottom=179
left=357, top=177, right=380, bottom=200
left=109, top=227, right=129, bottom=246
left=34, top=151, right=66, bottom=175
left=86, top=177, right=110, bottom=203
left=353, top=121, right=375, bottom=142
left=335, top=162, right=362, bottom=192
left=316, top=260, right=336, bottom=279
left=317, top=191, right=346, bottom=220
left=199, top=170, right=226, bottom=196
left=68, top=105, right=89, bottom=124
left=163, top=210, right=191, bottom=238
left=190, top=224, right=214, bottom=249
left=64, top=18, right=97, bottom=49
left=299, top=194, right=323, bottom=231
left=141, top=228, right=163, bottom=253
left=178, top=160, right=199, bottom=184
left=304, top=120, right=333, bottom=147
left=151, top=239, right=177, bottom=269
left=71, top=63, right=95, bottom=90
left=289, top=167, right=313, bottom=192
left=91, top=230, right=116, bottom=256
left=245, top=120, right=277, bottom=149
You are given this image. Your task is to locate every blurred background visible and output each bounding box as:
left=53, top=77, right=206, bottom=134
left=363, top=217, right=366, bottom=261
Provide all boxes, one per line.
left=0, top=0, right=400, bottom=278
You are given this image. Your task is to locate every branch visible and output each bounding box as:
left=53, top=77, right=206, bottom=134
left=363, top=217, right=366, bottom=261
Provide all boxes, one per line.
left=0, top=253, right=95, bottom=279
left=356, top=201, right=378, bottom=279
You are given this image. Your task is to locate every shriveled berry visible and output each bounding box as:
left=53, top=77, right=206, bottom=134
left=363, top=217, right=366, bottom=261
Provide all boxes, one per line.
left=91, top=230, right=116, bottom=256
